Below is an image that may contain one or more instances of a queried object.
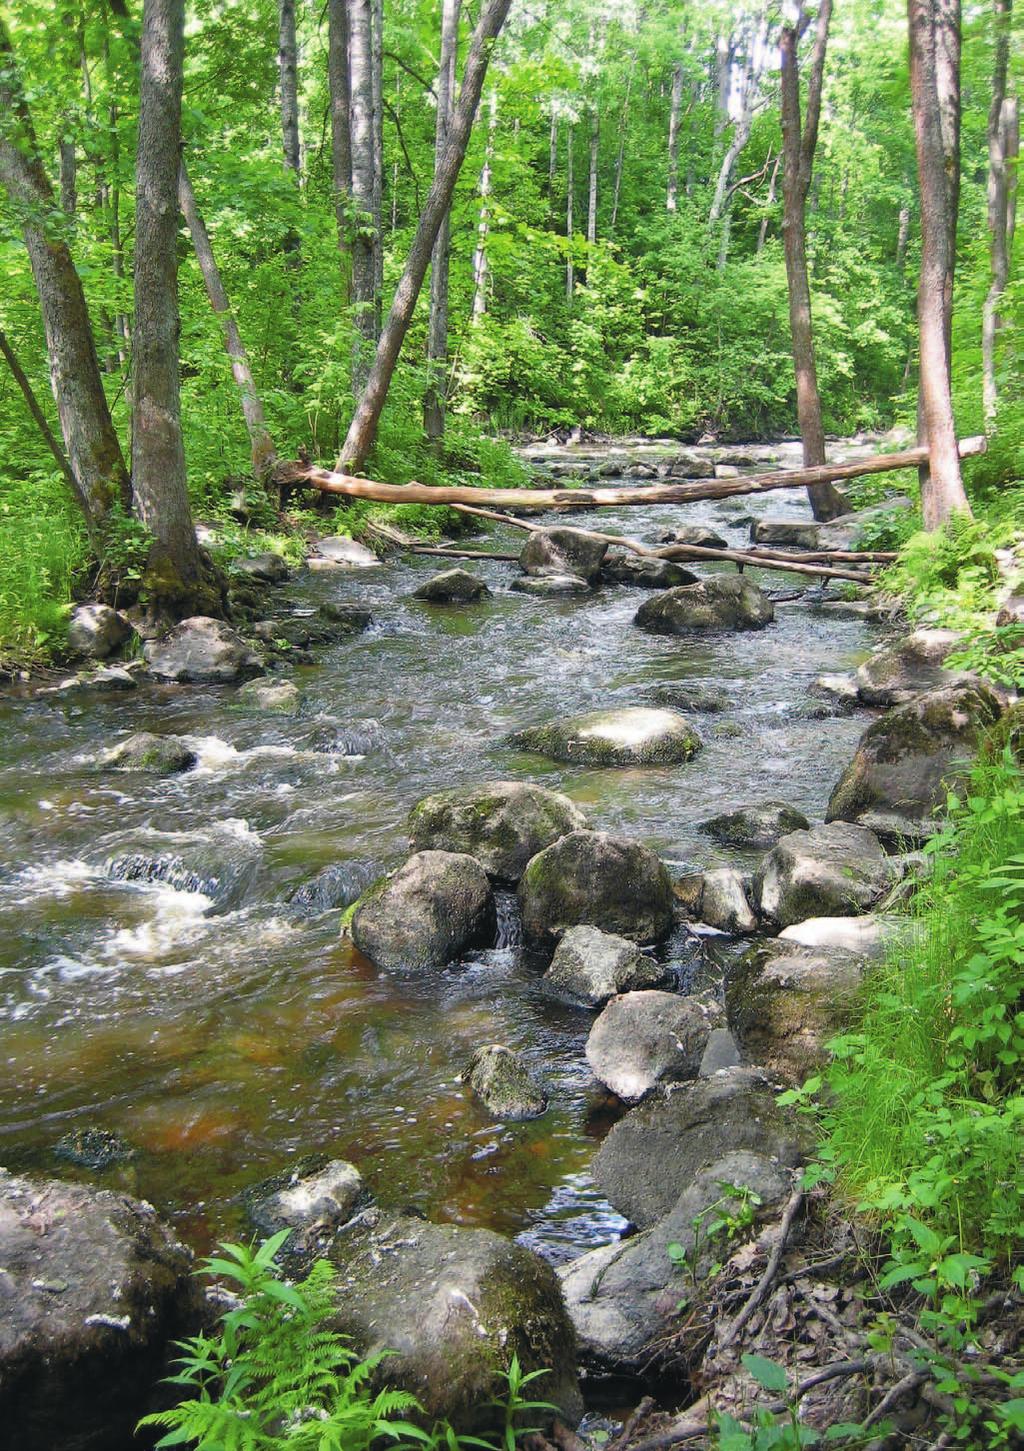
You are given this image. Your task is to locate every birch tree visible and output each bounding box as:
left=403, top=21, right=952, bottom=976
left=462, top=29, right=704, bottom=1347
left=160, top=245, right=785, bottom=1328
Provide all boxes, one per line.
left=424, top=0, right=462, bottom=441
left=982, top=0, right=1018, bottom=425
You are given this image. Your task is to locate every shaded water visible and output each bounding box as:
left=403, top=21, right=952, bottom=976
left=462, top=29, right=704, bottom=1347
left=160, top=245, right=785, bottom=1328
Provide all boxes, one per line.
left=0, top=441, right=883, bottom=1261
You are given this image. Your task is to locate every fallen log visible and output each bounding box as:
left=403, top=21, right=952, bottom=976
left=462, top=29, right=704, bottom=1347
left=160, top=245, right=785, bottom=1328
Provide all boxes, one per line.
left=283, top=436, right=986, bottom=513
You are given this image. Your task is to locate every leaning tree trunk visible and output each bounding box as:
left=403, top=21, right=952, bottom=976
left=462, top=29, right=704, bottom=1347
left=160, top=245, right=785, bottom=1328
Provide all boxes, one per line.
left=347, top=0, right=377, bottom=389
left=908, top=0, right=972, bottom=526
left=424, top=0, right=462, bottom=441
left=0, top=17, right=130, bottom=535
left=337, top=0, right=513, bottom=473
left=982, top=0, right=1016, bottom=425
left=178, top=161, right=278, bottom=481
left=328, top=0, right=352, bottom=286
left=133, top=0, right=218, bottom=615
left=780, top=1, right=847, bottom=522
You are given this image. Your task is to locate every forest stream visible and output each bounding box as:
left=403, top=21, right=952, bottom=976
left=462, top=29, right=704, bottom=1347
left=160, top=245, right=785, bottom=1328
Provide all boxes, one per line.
left=0, top=438, right=887, bottom=1267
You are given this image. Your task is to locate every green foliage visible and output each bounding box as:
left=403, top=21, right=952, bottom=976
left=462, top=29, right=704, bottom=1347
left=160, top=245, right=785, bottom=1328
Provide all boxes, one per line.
left=0, top=466, right=86, bottom=667
left=880, top=515, right=1006, bottom=628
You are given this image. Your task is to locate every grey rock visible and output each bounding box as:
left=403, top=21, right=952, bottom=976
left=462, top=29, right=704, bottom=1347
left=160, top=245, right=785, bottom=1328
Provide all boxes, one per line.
left=699, top=1027, right=741, bottom=1075
left=318, top=602, right=374, bottom=631
left=750, top=519, right=827, bottom=549
left=996, top=596, right=1024, bottom=627
left=99, top=732, right=196, bottom=775
left=519, top=527, right=609, bottom=583
left=235, top=679, right=301, bottom=713
left=464, top=1045, right=548, bottom=1120
left=408, top=780, right=586, bottom=883
left=602, top=552, right=699, bottom=590
left=543, top=925, right=666, bottom=1007
left=698, top=868, right=758, bottom=934
left=664, top=452, right=715, bottom=479
left=659, top=524, right=728, bottom=549
left=247, top=1159, right=364, bottom=1245
left=328, top=1214, right=581, bottom=1431
left=413, top=569, right=491, bottom=603
left=286, top=861, right=379, bottom=915
left=509, top=707, right=703, bottom=767
left=312, top=536, right=379, bottom=567
left=518, top=830, right=675, bottom=946
left=67, top=603, right=133, bottom=660
left=586, top=991, right=720, bottom=1102
left=646, top=681, right=733, bottom=713
left=700, top=802, right=810, bottom=851
left=753, top=821, right=891, bottom=928
left=635, top=577, right=774, bottom=634
left=510, top=574, right=591, bottom=596
left=351, top=851, right=495, bottom=972
left=855, top=628, right=968, bottom=706
left=144, top=616, right=263, bottom=684
left=233, top=552, right=290, bottom=584
left=779, top=914, right=896, bottom=955
left=592, top=1066, right=811, bottom=1228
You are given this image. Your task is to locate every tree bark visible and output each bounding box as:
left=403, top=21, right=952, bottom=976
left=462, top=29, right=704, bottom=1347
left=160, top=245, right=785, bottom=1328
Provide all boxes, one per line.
left=133, top=0, right=212, bottom=611
left=566, top=121, right=575, bottom=304
left=471, top=88, right=498, bottom=319
left=548, top=108, right=557, bottom=205
left=666, top=62, right=684, bottom=211
left=371, top=0, right=384, bottom=330
left=756, top=152, right=780, bottom=251
left=908, top=0, right=971, bottom=527
left=178, top=161, right=278, bottom=481
left=277, top=0, right=301, bottom=176
left=780, top=0, right=847, bottom=522
left=982, top=0, right=1015, bottom=424
left=0, top=17, right=130, bottom=533
left=610, top=49, right=638, bottom=233
left=587, top=103, right=599, bottom=244
left=328, top=0, right=352, bottom=285
left=424, top=0, right=461, bottom=441
left=0, top=326, right=83, bottom=503
left=348, top=0, right=377, bottom=386
left=336, top=0, right=513, bottom=473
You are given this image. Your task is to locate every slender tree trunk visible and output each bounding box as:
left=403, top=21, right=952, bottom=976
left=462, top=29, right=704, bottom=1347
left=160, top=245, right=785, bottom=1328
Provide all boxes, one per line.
left=133, top=0, right=213, bottom=610
left=371, top=0, right=384, bottom=331
left=424, top=0, right=461, bottom=440
left=757, top=151, right=780, bottom=251
left=348, top=0, right=377, bottom=387
left=908, top=0, right=971, bottom=526
left=780, top=1, right=847, bottom=521
left=337, top=0, right=513, bottom=472
left=587, top=103, right=599, bottom=244
left=548, top=108, right=557, bottom=206
left=278, top=0, right=301, bottom=175
left=59, top=134, right=77, bottom=221
left=896, top=199, right=911, bottom=273
left=666, top=62, right=683, bottom=211
left=471, top=88, right=498, bottom=320
left=982, top=0, right=1014, bottom=424
left=0, top=18, right=130, bottom=533
left=0, top=327, right=83, bottom=502
left=178, top=162, right=278, bottom=481
left=566, top=121, right=575, bottom=304
left=610, top=51, right=637, bottom=233
left=328, top=0, right=352, bottom=287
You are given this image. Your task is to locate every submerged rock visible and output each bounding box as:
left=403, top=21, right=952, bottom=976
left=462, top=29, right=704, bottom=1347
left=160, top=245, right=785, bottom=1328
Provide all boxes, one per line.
left=99, top=732, right=196, bottom=775
left=144, top=616, right=263, bottom=684
left=855, top=627, right=968, bottom=706
left=509, top=707, right=703, bottom=767
left=645, top=681, right=733, bottom=713
left=543, top=925, right=666, bottom=1007
left=519, top=526, right=609, bottom=583
left=585, top=991, right=720, bottom=1102
left=635, top=576, right=774, bottom=634
left=509, top=574, right=591, bottom=596
left=246, top=1158, right=365, bottom=1246
left=413, top=568, right=491, bottom=603
left=602, top=552, right=699, bottom=590
left=102, top=822, right=264, bottom=913
left=464, top=1045, right=548, bottom=1120
left=53, top=1126, right=135, bottom=1170
left=518, top=830, right=674, bottom=945
left=286, top=861, right=379, bottom=915
left=67, top=603, right=133, bottom=660
left=726, top=940, right=867, bottom=1082
left=351, top=851, right=495, bottom=972
left=0, top=1169, right=198, bottom=1451
left=408, top=780, right=586, bottom=883
left=327, top=1214, right=581, bottom=1431
left=826, top=683, right=1003, bottom=844
left=592, top=1066, right=811, bottom=1229
left=235, top=678, right=301, bottom=713
left=700, top=801, right=810, bottom=850
left=752, top=821, right=892, bottom=928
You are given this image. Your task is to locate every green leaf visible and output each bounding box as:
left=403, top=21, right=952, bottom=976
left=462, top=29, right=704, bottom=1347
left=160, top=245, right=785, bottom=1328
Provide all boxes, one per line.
left=741, top=1353, right=790, bottom=1393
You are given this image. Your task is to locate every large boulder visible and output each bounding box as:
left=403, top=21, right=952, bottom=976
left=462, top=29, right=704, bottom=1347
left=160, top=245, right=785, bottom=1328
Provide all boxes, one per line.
left=144, top=616, right=263, bottom=683
left=408, top=781, right=586, bottom=884
left=855, top=628, right=967, bottom=706
left=659, top=524, right=728, bottom=549
left=592, top=1067, right=811, bottom=1229
left=351, top=851, right=495, bottom=971
left=635, top=577, right=774, bottom=634
left=752, top=821, right=892, bottom=928
left=464, top=1045, right=548, bottom=1120
left=700, top=801, right=810, bottom=851
left=0, top=1170, right=199, bottom=1451
left=509, top=707, right=702, bottom=767
left=602, top=553, right=699, bottom=590
left=413, top=569, right=491, bottom=603
left=67, top=603, right=133, bottom=660
left=233, top=551, right=290, bottom=584
left=519, top=527, right=608, bottom=584
left=826, top=684, right=1003, bottom=843
left=560, top=1153, right=791, bottom=1373
left=98, top=731, right=196, bottom=775
left=327, top=1214, right=581, bottom=1431
left=518, top=831, right=674, bottom=945
left=586, top=991, right=720, bottom=1102
left=543, top=925, right=666, bottom=1007
left=726, top=941, right=867, bottom=1083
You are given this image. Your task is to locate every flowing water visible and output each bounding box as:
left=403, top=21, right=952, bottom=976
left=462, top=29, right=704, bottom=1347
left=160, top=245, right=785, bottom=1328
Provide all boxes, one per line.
left=0, top=440, right=884, bottom=1262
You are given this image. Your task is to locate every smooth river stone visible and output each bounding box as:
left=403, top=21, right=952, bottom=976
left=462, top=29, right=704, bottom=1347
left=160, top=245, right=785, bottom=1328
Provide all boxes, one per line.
left=509, top=707, right=702, bottom=767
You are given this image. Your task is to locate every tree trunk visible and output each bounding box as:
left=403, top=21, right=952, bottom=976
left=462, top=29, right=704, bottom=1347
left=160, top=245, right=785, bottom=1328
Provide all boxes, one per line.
left=133, top=0, right=215, bottom=613
left=348, top=0, right=377, bottom=387
left=424, top=0, right=461, bottom=441
left=0, top=18, right=130, bottom=534
left=328, top=0, right=352, bottom=285
left=0, top=326, right=83, bottom=502
left=587, top=103, right=599, bottom=244
left=277, top=0, right=301, bottom=176
left=756, top=152, right=780, bottom=251
left=371, top=0, right=384, bottom=331
left=981, top=0, right=1014, bottom=424
left=337, top=0, right=513, bottom=473
left=896, top=199, right=911, bottom=273
left=471, top=89, right=498, bottom=319
left=780, top=1, right=847, bottom=522
left=666, top=62, right=683, bottom=211
left=566, top=121, right=575, bottom=304
left=908, top=0, right=971, bottom=526
left=178, top=161, right=278, bottom=481
left=610, top=50, right=637, bottom=234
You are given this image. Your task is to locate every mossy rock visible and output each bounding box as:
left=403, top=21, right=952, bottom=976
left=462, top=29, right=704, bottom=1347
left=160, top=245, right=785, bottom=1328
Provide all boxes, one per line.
left=351, top=851, right=495, bottom=972
left=635, top=576, right=774, bottom=634
left=518, top=830, right=674, bottom=945
left=464, top=1045, right=548, bottom=1120
left=408, top=781, right=586, bottom=883
left=509, top=707, right=702, bottom=767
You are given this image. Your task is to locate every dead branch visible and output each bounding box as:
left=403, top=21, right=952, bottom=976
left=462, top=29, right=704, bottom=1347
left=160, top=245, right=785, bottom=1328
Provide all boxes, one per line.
left=719, top=1184, right=806, bottom=1351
